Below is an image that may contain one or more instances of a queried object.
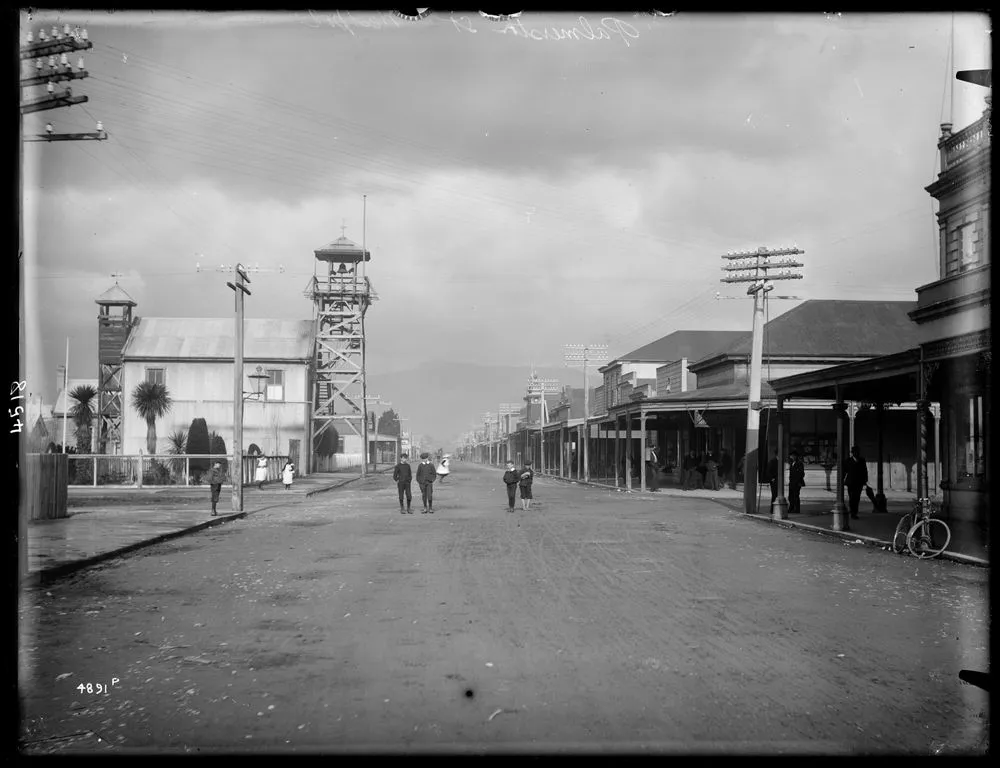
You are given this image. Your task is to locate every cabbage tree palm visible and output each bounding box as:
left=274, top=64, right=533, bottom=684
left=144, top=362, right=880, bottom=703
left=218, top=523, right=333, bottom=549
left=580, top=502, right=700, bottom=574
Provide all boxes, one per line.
left=131, top=381, right=173, bottom=454
left=69, top=384, right=98, bottom=454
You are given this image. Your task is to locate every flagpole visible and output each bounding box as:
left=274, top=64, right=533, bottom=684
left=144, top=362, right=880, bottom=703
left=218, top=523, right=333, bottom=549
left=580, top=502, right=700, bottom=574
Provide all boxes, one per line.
left=62, top=337, right=70, bottom=452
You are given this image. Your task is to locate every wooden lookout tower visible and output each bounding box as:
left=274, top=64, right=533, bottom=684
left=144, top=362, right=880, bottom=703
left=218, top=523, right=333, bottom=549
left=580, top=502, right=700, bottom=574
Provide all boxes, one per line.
left=95, top=279, right=137, bottom=454
left=307, top=229, right=377, bottom=468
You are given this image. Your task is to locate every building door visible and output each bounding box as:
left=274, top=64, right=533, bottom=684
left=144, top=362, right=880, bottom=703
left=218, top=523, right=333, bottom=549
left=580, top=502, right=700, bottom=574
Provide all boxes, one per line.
left=288, top=439, right=300, bottom=467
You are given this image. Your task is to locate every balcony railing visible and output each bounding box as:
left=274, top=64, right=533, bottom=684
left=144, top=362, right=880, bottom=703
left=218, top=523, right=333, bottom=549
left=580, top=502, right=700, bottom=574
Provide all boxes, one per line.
left=941, top=115, right=990, bottom=173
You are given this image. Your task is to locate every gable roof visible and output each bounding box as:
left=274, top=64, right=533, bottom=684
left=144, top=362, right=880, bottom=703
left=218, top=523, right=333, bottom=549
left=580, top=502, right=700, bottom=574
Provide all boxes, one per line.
left=689, top=300, right=919, bottom=371
left=610, top=330, right=746, bottom=366
left=122, top=318, right=313, bottom=361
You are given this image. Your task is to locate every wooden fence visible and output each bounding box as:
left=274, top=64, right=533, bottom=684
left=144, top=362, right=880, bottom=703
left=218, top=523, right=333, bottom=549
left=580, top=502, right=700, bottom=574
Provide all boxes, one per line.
left=25, top=453, right=68, bottom=520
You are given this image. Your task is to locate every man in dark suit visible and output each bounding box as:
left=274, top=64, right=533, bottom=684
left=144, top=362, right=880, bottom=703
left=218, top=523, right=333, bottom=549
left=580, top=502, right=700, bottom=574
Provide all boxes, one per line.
left=788, top=449, right=805, bottom=514
left=393, top=453, right=413, bottom=514
left=843, top=445, right=869, bottom=519
left=416, top=452, right=437, bottom=513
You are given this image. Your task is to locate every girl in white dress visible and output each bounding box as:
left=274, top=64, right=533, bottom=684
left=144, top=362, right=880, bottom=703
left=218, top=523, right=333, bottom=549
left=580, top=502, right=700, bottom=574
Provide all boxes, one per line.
left=436, top=455, right=450, bottom=483
left=281, top=461, right=294, bottom=490
left=255, top=455, right=268, bottom=489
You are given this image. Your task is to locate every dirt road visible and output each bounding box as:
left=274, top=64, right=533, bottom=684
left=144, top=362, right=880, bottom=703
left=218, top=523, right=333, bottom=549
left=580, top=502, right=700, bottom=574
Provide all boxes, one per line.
left=19, top=463, right=989, bottom=754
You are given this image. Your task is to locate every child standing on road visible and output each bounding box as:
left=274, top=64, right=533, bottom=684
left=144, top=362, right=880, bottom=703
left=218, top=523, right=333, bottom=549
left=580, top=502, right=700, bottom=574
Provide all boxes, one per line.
left=207, top=461, right=225, bottom=516
left=281, top=460, right=295, bottom=490
left=394, top=453, right=413, bottom=514
left=519, top=461, right=535, bottom=511
left=502, top=460, right=519, bottom=512
left=416, top=452, right=437, bottom=513
left=255, top=455, right=268, bottom=490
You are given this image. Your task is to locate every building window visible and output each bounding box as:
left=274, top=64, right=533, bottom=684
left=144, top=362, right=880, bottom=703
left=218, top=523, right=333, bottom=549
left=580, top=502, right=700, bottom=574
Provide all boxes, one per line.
left=265, top=369, right=285, bottom=402
left=959, top=224, right=978, bottom=271
left=958, top=395, right=986, bottom=479
left=145, top=368, right=165, bottom=386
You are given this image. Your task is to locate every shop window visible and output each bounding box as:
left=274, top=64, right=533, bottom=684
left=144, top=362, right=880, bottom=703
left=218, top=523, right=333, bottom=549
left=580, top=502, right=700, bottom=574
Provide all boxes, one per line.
left=958, top=395, right=986, bottom=479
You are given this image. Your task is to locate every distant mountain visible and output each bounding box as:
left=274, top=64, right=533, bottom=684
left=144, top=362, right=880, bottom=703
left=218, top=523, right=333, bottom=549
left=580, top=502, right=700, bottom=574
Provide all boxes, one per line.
left=366, top=361, right=602, bottom=450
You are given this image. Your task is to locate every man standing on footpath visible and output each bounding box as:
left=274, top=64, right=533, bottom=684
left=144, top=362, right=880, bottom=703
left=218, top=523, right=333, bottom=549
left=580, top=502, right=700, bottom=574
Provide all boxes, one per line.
left=843, top=445, right=869, bottom=520
left=788, top=449, right=805, bottom=514
left=645, top=443, right=659, bottom=492
left=393, top=452, right=413, bottom=514
left=416, top=452, right=437, bottom=513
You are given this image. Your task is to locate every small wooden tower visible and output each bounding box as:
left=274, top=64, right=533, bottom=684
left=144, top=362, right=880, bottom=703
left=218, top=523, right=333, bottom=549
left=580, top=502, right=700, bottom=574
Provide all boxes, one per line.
left=308, top=229, right=376, bottom=466
left=95, top=279, right=137, bottom=454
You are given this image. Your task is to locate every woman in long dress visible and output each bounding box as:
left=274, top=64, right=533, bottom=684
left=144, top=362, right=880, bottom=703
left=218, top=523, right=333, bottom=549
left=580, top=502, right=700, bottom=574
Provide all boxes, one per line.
left=255, top=455, right=268, bottom=489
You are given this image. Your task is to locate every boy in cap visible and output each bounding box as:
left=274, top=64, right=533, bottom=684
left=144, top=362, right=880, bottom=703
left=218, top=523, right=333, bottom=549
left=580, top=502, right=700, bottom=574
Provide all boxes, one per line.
left=518, top=460, right=535, bottom=511
left=502, top=460, right=519, bottom=512
left=415, top=452, right=437, bottom=513
left=206, top=461, right=225, bottom=516
left=393, top=452, right=413, bottom=514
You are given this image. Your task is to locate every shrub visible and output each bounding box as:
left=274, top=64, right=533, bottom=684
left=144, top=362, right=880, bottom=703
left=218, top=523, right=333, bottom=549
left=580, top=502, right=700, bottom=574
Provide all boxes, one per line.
left=210, top=432, right=229, bottom=475
left=143, top=459, right=172, bottom=485
left=316, top=426, right=340, bottom=456
left=186, top=418, right=211, bottom=480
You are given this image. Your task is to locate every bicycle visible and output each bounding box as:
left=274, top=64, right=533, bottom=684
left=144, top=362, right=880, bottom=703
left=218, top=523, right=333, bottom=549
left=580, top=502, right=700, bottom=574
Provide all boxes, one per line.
left=891, top=497, right=952, bottom=559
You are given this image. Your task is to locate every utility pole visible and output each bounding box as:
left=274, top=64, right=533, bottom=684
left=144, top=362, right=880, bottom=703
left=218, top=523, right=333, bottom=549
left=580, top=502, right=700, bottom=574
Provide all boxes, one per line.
left=365, top=396, right=388, bottom=471
left=720, top=245, right=804, bottom=515
left=20, top=24, right=107, bottom=139
left=226, top=265, right=252, bottom=512
left=564, top=344, right=608, bottom=482
left=526, top=371, right=560, bottom=472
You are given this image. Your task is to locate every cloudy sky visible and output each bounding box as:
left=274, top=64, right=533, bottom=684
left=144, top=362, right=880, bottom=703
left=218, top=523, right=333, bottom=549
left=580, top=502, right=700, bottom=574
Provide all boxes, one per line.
left=23, top=11, right=990, bottom=410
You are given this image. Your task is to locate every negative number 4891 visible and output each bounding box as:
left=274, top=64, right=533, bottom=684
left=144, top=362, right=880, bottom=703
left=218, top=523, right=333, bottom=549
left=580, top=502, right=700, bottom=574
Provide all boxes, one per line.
left=10, top=380, right=25, bottom=433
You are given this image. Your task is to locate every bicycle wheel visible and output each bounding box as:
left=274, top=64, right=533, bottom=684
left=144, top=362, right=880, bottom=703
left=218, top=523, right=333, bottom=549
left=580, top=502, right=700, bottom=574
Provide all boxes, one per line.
left=907, top=518, right=951, bottom=559
left=892, top=514, right=913, bottom=554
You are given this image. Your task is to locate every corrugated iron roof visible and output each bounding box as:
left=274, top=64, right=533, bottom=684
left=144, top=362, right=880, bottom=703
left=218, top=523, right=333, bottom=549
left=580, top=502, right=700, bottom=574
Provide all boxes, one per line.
left=122, top=317, right=313, bottom=361
left=613, top=330, right=746, bottom=365
left=689, top=300, right=919, bottom=371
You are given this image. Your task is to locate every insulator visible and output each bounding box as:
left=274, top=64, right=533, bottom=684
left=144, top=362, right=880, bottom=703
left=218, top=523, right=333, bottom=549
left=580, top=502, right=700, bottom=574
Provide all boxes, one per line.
left=60, top=52, right=69, bottom=66
left=96, top=120, right=103, bottom=131
left=64, top=24, right=71, bottom=35
left=27, top=30, right=34, bottom=42
left=77, top=57, right=85, bottom=70
left=48, top=55, right=56, bottom=67
left=81, top=28, right=88, bottom=40
left=51, top=26, right=58, bottom=37
left=39, top=29, right=47, bottom=41
left=45, top=123, right=53, bottom=134
left=35, top=58, right=42, bottom=70
left=47, top=81, right=54, bottom=93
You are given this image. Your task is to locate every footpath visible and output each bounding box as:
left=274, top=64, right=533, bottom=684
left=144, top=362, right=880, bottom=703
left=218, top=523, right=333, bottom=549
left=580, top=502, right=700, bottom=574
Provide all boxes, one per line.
left=533, top=470, right=990, bottom=568
left=23, top=470, right=387, bottom=586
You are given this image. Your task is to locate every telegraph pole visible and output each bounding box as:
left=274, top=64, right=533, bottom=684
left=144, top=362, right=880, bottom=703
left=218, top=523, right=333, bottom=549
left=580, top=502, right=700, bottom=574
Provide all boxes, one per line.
left=20, top=24, right=107, bottom=139
left=564, top=344, right=608, bottom=482
left=365, top=396, right=389, bottom=471
left=226, top=265, right=251, bottom=512
left=720, top=246, right=804, bottom=515
left=526, top=371, right=560, bottom=472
